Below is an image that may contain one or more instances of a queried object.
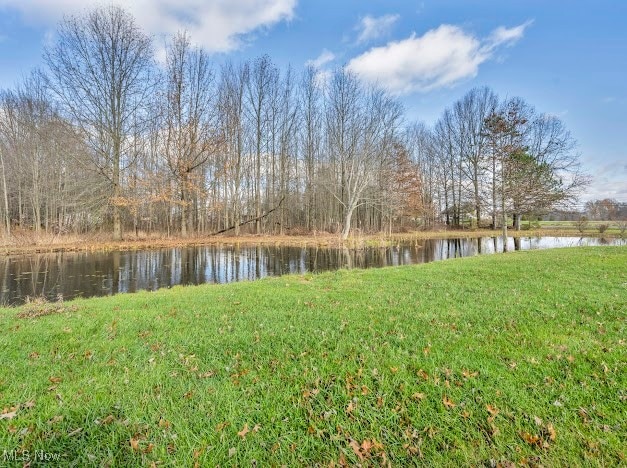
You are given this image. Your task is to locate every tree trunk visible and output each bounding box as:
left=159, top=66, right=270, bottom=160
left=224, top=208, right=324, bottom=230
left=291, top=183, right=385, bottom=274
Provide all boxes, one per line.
left=513, top=213, right=521, bottom=231
left=112, top=146, right=122, bottom=241
left=341, top=204, right=355, bottom=240
left=0, top=150, right=10, bottom=236
left=501, top=195, right=508, bottom=253
left=180, top=174, right=188, bottom=237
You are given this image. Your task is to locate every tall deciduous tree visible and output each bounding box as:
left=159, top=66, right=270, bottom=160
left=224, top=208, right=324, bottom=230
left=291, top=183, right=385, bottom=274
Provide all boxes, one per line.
left=44, top=5, right=154, bottom=240
left=163, top=31, right=216, bottom=237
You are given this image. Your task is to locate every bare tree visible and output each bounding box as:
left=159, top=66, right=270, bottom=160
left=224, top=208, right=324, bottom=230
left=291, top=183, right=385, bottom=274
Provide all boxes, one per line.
left=44, top=5, right=154, bottom=240
left=299, top=67, right=322, bottom=231
left=454, top=87, right=498, bottom=227
left=325, top=70, right=402, bottom=239
left=0, top=93, right=13, bottom=235
left=162, top=31, right=216, bottom=237
left=246, top=55, right=277, bottom=233
left=217, top=61, right=249, bottom=235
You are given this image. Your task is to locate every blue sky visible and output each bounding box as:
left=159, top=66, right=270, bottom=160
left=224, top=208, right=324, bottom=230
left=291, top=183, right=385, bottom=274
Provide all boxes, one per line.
left=0, top=0, right=625, bottom=202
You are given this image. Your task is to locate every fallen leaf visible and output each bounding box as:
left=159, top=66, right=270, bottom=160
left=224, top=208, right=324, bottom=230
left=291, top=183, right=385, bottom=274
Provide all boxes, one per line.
left=371, top=438, right=384, bottom=451
left=578, top=408, right=591, bottom=424
left=68, top=427, right=83, bottom=437
left=228, top=447, right=236, bottom=457
left=534, top=416, right=543, bottom=426
left=237, top=423, right=250, bottom=438
left=102, top=415, right=115, bottom=425
left=361, top=439, right=373, bottom=454
left=216, top=421, right=229, bottom=432
left=411, top=392, right=426, bottom=401
left=346, top=401, right=355, bottom=414
left=546, top=423, right=556, bottom=441
left=130, top=437, right=140, bottom=451
left=23, top=401, right=36, bottom=409
left=442, top=395, right=456, bottom=409
left=49, top=376, right=62, bottom=384
left=403, top=443, right=423, bottom=457
left=521, top=432, right=537, bottom=444
left=349, top=439, right=364, bottom=461
left=144, top=443, right=154, bottom=454
left=486, top=404, right=500, bottom=422
left=0, top=411, right=17, bottom=420
left=252, top=424, right=261, bottom=433
left=48, top=415, right=63, bottom=424
left=159, top=418, right=171, bottom=429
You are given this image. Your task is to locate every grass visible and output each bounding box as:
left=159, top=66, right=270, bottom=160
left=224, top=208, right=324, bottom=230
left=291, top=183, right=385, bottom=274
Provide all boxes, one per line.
left=0, top=246, right=625, bottom=466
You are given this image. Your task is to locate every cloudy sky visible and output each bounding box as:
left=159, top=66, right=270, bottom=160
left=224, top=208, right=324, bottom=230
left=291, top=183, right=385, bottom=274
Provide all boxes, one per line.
left=0, top=0, right=625, bottom=202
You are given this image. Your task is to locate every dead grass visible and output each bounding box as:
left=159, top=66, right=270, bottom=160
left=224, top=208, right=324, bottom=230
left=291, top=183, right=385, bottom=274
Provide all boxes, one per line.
left=15, top=296, right=80, bottom=318
left=0, top=227, right=619, bottom=256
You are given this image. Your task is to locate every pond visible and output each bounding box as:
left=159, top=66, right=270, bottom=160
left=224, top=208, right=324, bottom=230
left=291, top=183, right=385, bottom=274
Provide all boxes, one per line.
left=0, top=236, right=624, bottom=305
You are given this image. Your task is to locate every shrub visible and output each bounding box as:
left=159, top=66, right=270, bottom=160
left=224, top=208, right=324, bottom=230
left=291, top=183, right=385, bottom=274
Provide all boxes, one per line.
left=575, top=216, right=589, bottom=234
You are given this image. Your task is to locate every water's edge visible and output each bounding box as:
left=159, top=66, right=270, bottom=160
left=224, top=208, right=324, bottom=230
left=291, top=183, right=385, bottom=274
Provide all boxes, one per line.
left=1, top=237, right=623, bottom=305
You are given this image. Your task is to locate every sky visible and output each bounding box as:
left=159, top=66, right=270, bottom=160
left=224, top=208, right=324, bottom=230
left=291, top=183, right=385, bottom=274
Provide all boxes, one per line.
left=0, top=0, right=625, bottom=203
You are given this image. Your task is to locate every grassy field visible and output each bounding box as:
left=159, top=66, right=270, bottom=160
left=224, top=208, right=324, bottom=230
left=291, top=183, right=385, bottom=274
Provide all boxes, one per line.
left=0, top=247, right=625, bottom=466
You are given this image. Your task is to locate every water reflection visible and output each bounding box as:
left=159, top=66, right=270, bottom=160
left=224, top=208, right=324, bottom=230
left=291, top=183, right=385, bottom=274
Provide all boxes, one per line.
left=1, top=236, right=624, bottom=305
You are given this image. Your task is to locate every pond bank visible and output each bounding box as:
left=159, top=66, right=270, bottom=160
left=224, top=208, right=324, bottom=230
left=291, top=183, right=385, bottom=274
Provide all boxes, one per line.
left=1, top=228, right=622, bottom=256
left=1, top=236, right=624, bottom=305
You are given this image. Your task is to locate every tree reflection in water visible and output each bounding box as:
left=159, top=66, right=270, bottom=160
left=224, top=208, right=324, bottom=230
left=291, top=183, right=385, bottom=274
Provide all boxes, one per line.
left=1, top=237, right=623, bottom=305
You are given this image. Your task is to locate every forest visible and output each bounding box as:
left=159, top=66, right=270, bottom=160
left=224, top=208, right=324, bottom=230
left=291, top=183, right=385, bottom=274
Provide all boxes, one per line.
left=0, top=5, right=588, bottom=241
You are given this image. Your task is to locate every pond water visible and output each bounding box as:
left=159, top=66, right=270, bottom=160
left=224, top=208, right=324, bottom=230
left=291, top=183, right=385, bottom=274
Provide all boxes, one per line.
left=0, top=236, right=623, bottom=305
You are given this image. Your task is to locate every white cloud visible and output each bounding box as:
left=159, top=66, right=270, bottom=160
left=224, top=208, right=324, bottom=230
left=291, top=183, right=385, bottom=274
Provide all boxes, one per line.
left=0, top=0, right=297, bottom=52
left=489, top=21, right=532, bottom=46
left=347, top=21, right=532, bottom=94
left=306, top=49, right=335, bottom=69
left=356, top=14, right=400, bottom=44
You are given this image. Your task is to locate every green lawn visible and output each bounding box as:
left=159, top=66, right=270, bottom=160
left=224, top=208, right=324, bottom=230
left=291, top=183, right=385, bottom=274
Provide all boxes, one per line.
left=1, top=247, right=625, bottom=466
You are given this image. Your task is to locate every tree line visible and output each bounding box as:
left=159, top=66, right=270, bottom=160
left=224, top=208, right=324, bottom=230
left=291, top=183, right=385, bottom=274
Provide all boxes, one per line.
left=0, top=5, right=588, bottom=241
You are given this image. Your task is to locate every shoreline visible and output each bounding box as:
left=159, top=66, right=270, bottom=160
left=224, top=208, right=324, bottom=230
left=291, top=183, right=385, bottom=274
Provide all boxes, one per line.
left=0, top=228, right=622, bottom=256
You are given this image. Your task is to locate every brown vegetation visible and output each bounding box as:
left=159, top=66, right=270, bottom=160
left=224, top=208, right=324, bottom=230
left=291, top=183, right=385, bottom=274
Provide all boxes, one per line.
left=0, top=227, right=615, bottom=256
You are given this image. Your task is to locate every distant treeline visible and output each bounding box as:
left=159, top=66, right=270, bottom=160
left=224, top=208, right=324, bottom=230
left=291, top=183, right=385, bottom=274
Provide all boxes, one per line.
left=0, top=5, right=588, bottom=239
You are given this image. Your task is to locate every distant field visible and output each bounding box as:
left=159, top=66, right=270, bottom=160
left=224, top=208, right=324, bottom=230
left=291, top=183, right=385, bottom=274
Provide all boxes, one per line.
left=537, top=220, right=625, bottom=234
left=0, top=247, right=625, bottom=465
